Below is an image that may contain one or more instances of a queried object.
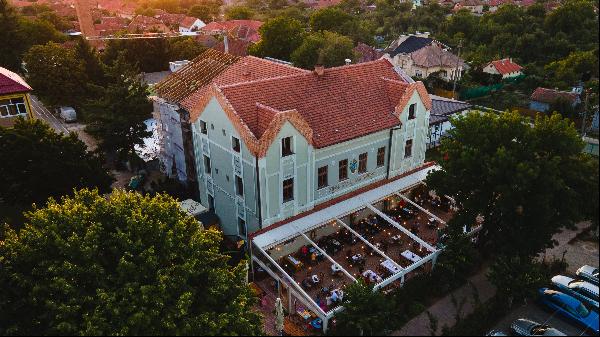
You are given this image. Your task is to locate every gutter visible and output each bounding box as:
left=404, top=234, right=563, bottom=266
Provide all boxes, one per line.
left=386, top=124, right=403, bottom=180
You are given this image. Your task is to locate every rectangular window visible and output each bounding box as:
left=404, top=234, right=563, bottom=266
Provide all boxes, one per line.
left=238, top=218, right=246, bottom=237
left=235, top=175, right=244, bottom=197
left=358, top=152, right=368, bottom=173
left=317, top=166, right=328, bottom=189
left=200, top=120, right=207, bottom=134
left=281, top=137, right=293, bottom=157
left=283, top=178, right=294, bottom=202
left=203, top=155, right=211, bottom=174
left=232, top=136, right=240, bottom=153
left=338, top=159, right=348, bottom=181
left=377, top=147, right=385, bottom=167
left=404, top=139, right=413, bottom=158
left=408, top=103, right=416, bottom=120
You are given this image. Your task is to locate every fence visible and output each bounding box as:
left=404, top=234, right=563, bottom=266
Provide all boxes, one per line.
left=459, top=74, right=526, bottom=100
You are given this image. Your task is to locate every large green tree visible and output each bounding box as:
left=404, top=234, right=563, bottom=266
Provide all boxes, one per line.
left=331, top=280, right=393, bottom=336
left=427, top=111, right=598, bottom=258
left=22, top=42, right=87, bottom=107
left=84, top=57, right=153, bottom=159
left=102, top=37, right=170, bottom=73
left=168, top=37, right=207, bottom=61
left=0, top=119, right=113, bottom=224
left=290, top=31, right=355, bottom=69
left=249, top=16, right=304, bottom=61
left=0, top=189, right=263, bottom=335
left=225, top=5, right=255, bottom=20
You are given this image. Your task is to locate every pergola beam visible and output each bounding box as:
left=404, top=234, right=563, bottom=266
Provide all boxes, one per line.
left=299, top=232, right=357, bottom=282
left=366, top=204, right=436, bottom=252
left=334, top=218, right=404, bottom=272
left=395, top=193, right=446, bottom=225
left=254, top=244, right=328, bottom=317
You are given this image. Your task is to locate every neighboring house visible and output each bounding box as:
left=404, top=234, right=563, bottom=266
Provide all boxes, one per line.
left=529, top=87, right=580, bottom=113
left=94, top=16, right=128, bottom=36
left=461, top=0, right=485, bottom=14
left=0, top=67, right=34, bottom=128
left=427, top=95, right=472, bottom=148
left=214, top=37, right=253, bottom=57
left=128, top=15, right=170, bottom=33
left=153, top=49, right=307, bottom=185
left=384, top=34, right=464, bottom=81
left=187, top=59, right=432, bottom=239
left=179, top=16, right=206, bottom=32
left=483, top=58, right=523, bottom=79
left=353, top=42, right=383, bottom=64
left=200, top=20, right=263, bottom=43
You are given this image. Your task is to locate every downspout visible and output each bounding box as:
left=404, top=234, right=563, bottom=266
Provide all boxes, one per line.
left=250, top=156, right=262, bottom=282
left=386, top=125, right=403, bottom=180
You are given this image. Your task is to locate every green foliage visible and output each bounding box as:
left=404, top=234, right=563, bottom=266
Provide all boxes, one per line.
left=102, top=37, right=170, bottom=72
left=249, top=16, right=305, bottom=61
left=290, top=31, right=355, bottom=69
left=168, top=37, right=207, bottom=61
left=0, top=189, right=263, bottom=335
left=84, top=57, right=153, bottom=159
left=187, top=0, right=222, bottom=21
left=225, top=5, right=255, bottom=19
left=22, top=42, right=87, bottom=107
left=37, top=10, right=71, bottom=31
left=427, top=111, right=598, bottom=258
left=0, top=119, right=113, bottom=224
left=308, top=7, right=374, bottom=43
left=331, top=280, right=394, bottom=336
left=487, top=256, right=547, bottom=307
left=545, top=50, right=599, bottom=89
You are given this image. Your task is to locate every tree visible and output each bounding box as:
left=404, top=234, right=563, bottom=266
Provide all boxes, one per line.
left=225, top=5, right=255, bottom=20
left=331, top=280, right=393, bottom=336
left=426, top=111, right=598, bottom=258
left=545, top=50, right=599, bottom=88
left=290, top=31, right=355, bottom=69
left=249, top=16, right=304, bottom=61
left=0, top=189, right=263, bottom=335
left=168, top=37, right=207, bottom=61
left=487, top=255, right=547, bottom=308
left=102, top=36, right=170, bottom=73
left=0, top=119, right=113, bottom=224
left=0, top=0, right=23, bottom=70
left=22, top=42, right=88, bottom=107
left=74, top=37, right=106, bottom=88
left=309, top=7, right=353, bottom=32
left=187, top=0, right=222, bottom=22
left=84, top=57, right=153, bottom=160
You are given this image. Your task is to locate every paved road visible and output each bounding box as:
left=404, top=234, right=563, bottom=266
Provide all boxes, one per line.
left=29, top=95, right=69, bottom=134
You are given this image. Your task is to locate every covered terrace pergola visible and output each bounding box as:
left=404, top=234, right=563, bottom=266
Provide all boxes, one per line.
left=250, top=165, right=457, bottom=333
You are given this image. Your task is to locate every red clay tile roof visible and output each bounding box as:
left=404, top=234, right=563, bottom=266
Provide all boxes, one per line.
left=209, top=59, right=431, bottom=151
left=201, top=20, right=263, bottom=42
left=410, top=45, right=464, bottom=68
left=181, top=16, right=201, bottom=28
left=181, top=56, right=309, bottom=114
left=489, top=58, right=523, bottom=75
left=0, top=67, right=32, bottom=95
left=354, top=42, right=384, bottom=63
left=154, top=49, right=241, bottom=103
left=489, top=0, right=512, bottom=6
left=530, top=87, right=578, bottom=104
left=214, top=38, right=252, bottom=57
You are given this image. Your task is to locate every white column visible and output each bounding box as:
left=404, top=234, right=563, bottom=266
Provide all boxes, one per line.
left=396, top=193, right=446, bottom=224
left=299, top=232, right=357, bottom=282
left=366, top=204, right=435, bottom=252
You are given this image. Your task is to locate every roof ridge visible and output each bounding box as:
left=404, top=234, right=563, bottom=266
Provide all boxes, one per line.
left=218, top=72, right=309, bottom=90
left=243, top=56, right=310, bottom=73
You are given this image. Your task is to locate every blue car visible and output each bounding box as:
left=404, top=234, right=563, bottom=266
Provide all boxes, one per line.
left=538, top=288, right=599, bottom=335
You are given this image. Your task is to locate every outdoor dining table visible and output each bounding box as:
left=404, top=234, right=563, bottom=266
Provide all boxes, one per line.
left=401, top=250, right=422, bottom=263
left=381, top=259, right=401, bottom=274
left=362, top=269, right=383, bottom=283
left=331, top=263, right=342, bottom=273
left=391, top=234, right=402, bottom=243
left=286, top=255, right=303, bottom=271
left=351, top=254, right=363, bottom=262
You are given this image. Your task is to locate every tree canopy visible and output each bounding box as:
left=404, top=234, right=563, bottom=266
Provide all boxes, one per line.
left=426, top=111, right=598, bottom=258
left=0, top=189, right=263, bottom=335
left=249, top=16, right=305, bottom=61
left=84, top=57, right=153, bottom=159
left=291, top=31, right=355, bottom=69
left=225, top=5, right=255, bottom=20
left=0, top=119, right=113, bottom=224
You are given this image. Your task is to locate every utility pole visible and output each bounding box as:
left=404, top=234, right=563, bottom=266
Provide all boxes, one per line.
left=451, top=39, right=462, bottom=100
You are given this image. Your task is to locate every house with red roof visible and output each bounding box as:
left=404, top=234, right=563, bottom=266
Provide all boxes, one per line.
left=200, top=20, right=263, bottom=43
left=0, top=67, right=34, bottom=128
left=529, top=87, right=581, bottom=113
left=178, top=16, right=206, bottom=32
left=156, top=52, right=433, bottom=241
left=128, top=15, right=170, bottom=33
left=483, top=58, right=523, bottom=79
left=488, top=0, right=513, bottom=11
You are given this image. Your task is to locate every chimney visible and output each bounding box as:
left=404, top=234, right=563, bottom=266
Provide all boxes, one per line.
left=314, top=64, right=324, bottom=76
left=224, top=35, right=229, bottom=54
left=345, top=58, right=351, bottom=65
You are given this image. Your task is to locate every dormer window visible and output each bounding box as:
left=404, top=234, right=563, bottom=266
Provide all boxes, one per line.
left=282, top=137, right=293, bottom=157
left=408, top=103, right=416, bottom=120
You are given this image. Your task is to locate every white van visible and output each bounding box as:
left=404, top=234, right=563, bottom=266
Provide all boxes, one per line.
left=58, top=106, right=77, bottom=123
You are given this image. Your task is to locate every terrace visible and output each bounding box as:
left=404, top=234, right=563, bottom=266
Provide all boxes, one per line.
left=250, top=165, right=460, bottom=334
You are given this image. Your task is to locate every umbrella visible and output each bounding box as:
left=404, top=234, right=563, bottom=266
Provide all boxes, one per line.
left=275, top=297, right=284, bottom=335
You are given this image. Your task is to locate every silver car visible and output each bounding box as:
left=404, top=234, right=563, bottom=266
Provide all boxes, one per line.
left=577, top=265, right=599, bottom=285
left=552, top=275, right=599, bottom=311
left=511, top=318, right=566, bottom=336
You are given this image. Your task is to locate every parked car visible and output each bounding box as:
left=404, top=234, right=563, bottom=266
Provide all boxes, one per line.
left=551, top=275, right=599, bottom=311
left=538, top=288, right=599, bottom=335
left=510, top=318, right=566, bottom=336
left=57, top=106, right=77, bottom=123
left=577, top=265, right=599, bottom=285
left=486, top=330, right=508, bottom=336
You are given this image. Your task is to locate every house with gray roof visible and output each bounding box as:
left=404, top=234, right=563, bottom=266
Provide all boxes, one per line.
left=427, top=95, right=472, bottom=148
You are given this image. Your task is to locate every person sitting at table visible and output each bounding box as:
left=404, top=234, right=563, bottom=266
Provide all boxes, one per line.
left=330, top=290, right=340, bottom=304
left=310, top=252, right=317, bottom=265
left=301, top=278, right=312, bottom=289
left=300, top=245, right=309, bottom=258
